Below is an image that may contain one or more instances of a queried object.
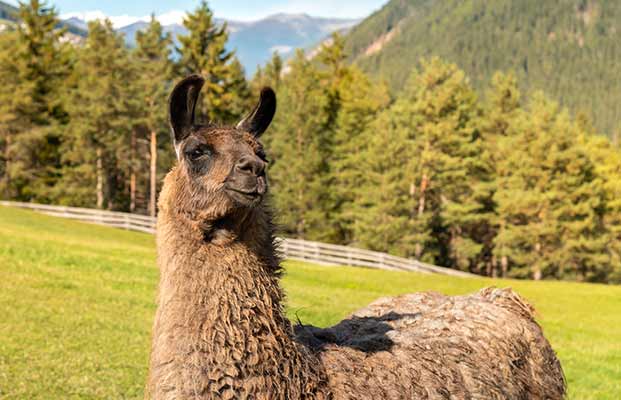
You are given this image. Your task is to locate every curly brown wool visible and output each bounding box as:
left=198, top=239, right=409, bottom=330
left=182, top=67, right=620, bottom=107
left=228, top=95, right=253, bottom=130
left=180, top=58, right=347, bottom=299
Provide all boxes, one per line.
left=146, top=76, right=566, bottom=400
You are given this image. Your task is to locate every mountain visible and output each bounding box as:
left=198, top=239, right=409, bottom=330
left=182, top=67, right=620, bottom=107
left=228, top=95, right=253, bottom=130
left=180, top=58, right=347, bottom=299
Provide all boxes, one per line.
left=344, top=0, right=621, bottom=136
left=116, top=13, right=359, bottom=76
left=0, top=0, right=16, bottom=23
left=0, top=0, right=87, bottom=37
left=1, top=1, right=357, bottom=75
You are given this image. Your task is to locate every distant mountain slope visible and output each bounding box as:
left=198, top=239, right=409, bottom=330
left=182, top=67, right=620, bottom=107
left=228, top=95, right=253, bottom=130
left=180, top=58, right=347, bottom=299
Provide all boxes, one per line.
left=344, top=0, right=621, bottom=136
left=0, top=0, right=15, bottom=22
left=116, top=13, right=359, bottom=75
left=0, top=0, right=87, bottom=37
left=1, top=1, right=357, bottom=76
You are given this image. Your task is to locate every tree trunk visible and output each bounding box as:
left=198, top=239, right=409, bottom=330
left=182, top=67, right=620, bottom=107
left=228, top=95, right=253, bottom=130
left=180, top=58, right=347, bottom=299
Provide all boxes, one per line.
left=488, top=256, right=495, bottom=278
left=130, top=130, right=137, bottom=213
left=3, top=133, right=11, bottom=198
left=533, top=242, right=542, bottom=280
left=296, top=127, right=304, bottom=237
left=96, top=147, right=104, bottom=209
left=149, top=129, right=157, bottom=217
left=418, top=174, right=428, bottom=217
left=414, top=174, right=429, bottom=259
left=501, top=255, right=508, bottom=278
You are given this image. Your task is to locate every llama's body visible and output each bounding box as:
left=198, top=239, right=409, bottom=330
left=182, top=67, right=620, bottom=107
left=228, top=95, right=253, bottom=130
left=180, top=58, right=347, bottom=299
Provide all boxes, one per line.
left=147, top=76, right=565, bottom=400
left=298, top=289, right=564, bottom=399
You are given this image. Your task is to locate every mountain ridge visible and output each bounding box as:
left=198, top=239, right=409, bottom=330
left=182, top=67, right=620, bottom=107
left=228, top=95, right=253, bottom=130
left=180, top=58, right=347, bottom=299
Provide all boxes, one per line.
left=114, top=13, right=359, bottom=75
left=0, top=0, right=359, bottom=76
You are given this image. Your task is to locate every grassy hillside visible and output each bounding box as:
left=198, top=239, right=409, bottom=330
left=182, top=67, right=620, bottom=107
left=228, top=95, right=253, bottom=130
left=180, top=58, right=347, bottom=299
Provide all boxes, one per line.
left=344, top=0, right=621, bottom=136
left=0, top=206, right=619, bottom=399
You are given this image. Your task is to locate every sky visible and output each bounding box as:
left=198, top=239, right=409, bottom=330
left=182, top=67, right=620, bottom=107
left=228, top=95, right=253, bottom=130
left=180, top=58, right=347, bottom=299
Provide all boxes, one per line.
left=5, top=0, right=388, bottom=27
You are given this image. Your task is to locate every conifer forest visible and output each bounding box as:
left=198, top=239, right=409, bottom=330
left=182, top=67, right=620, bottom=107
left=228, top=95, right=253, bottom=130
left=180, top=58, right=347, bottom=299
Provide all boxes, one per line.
left=1, top=0, right=621, bottom=283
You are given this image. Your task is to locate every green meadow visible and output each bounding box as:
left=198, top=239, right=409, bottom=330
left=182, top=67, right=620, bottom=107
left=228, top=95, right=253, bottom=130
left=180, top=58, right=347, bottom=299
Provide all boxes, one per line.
left=0, top=206, right=619, bottom=399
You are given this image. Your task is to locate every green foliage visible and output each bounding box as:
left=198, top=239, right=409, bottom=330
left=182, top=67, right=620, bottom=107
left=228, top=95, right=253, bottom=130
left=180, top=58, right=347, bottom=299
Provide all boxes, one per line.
left=132, top=16, right=174, bottom=215
left=494, top=94, right=613, bottom=281
left=0, top=29, right=18, bottom=196
left=1, top=207, right=620, bottom=399
left=0, top=0, right=252, bottom=213
left=0, top=0, right=71, bottom=202
left=265, top=51, right=621, bottom=282
left=354, top=58, right=492, bottom=270
left=345, top=0, right=621, bottom=137
left=0, top=0, right=620, bottom=283
left=134, top=16, right=173, bottom=134
left=252, top=51, right=284, bottom=93
left=330, top=67, right=389, bottom=243
left=267, top=50, right=332, bottom=240
left=60, top=20, right=134, bottom=209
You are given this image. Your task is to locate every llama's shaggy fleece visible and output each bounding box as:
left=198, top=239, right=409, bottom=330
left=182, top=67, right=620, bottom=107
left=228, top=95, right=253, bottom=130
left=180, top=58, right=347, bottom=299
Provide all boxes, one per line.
left=297, top=288, right=565, bottom=399
left=147, top=76, right=566, bottom=400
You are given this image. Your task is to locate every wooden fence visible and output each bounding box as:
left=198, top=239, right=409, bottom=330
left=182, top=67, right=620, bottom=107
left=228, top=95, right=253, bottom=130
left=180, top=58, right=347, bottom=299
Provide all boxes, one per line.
left=0, top=201, right=473, bottom=278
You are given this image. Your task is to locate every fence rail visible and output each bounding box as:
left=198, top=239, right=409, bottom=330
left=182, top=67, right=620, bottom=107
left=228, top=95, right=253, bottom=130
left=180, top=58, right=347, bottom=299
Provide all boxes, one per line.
left=0, top=201, right=473, bottom=278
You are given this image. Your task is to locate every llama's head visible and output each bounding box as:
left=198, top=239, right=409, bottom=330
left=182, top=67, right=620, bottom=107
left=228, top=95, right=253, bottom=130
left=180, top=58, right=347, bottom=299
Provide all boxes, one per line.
left=165, top=75, right=276, bottom=221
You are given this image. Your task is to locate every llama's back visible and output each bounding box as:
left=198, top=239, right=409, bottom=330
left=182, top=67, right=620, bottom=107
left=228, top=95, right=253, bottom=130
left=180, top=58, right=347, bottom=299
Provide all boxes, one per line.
left=295, top=288, right=565, bottom=400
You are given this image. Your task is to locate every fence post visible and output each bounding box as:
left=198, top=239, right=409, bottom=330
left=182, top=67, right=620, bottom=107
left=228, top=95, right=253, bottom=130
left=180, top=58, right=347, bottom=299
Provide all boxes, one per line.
left=314, top=242, right=320, bottom=263
left=281, top=239, right=289, bottom=259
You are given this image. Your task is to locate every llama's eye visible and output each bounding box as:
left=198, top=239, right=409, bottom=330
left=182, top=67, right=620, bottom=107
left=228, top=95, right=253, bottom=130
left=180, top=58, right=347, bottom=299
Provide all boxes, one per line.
left=186, top=145, right=212, bottom=161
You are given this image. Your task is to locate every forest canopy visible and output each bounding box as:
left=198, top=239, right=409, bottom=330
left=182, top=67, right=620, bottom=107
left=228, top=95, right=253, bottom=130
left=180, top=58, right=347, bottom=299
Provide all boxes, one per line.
left=1, top=0, right=620, bottom=283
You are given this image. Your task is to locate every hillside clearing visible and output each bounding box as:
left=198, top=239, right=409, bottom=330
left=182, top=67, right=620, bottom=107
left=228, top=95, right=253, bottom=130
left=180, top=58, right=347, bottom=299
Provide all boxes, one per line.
left=0, top=206, right=619, bottom=399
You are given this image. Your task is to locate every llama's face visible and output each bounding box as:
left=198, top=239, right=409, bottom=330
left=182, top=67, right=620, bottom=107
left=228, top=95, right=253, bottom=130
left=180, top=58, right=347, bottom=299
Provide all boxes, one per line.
left=177, top=127, right=268, bottom=208
left=168, top=75, right=276, bottom=213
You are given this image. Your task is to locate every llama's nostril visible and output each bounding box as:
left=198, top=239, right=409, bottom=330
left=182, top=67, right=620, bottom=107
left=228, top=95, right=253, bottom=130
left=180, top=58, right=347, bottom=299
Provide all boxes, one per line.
left=235, top=156, right=265, bottom=176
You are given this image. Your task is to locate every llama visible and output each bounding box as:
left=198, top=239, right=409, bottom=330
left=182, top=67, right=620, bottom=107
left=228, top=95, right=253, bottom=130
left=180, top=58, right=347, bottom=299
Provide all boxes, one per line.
left=147, top=75, right=566, bottom=400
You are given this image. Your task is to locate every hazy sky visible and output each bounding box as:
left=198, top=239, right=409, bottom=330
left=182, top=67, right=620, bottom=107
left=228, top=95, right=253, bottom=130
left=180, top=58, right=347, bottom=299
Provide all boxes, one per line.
left=6, top=0, right=388, bottom=22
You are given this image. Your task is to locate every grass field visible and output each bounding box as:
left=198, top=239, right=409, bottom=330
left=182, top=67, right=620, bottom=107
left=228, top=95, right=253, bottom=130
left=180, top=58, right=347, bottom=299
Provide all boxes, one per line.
left=0, top=206, right=619, bottom=399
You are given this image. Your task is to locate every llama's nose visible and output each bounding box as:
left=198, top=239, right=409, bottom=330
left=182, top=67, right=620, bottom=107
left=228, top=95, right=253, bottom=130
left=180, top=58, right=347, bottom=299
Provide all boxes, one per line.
left=235, top=155, right=265, bottom=176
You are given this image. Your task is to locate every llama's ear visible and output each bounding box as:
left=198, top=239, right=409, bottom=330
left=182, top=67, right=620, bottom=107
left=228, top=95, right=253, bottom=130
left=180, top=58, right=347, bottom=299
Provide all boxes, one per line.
left=169, top=75, right=205, bottom=151
left=236, top=87, right=277, bottom=138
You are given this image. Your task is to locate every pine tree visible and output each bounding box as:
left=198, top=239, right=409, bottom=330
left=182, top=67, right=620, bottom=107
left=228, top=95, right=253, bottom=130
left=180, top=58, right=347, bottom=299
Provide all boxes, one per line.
left=2, top=0, right=71, bottom=201
left=331, top=68, right=389, bottom=243
left=59, top=20, right=134, bottom=209
left=133, top=16, right=173, bottom=216
left=177, top=0, right=249, bottom=123
left=494, top=94, right=560, bottom=279
left=318, top=33, right=349, bottom=127
left=352, top=105, right=419, bottom=257
left=550, top=116, right=610, bottom=281
left=0, top=29, right=19, bottom=199
left=263, top=52, right=284, bottom=90
left=253, top=52, right=285, bottom=157
left=226, top=57, right=252, bottom=120
left=494, top=93, right=613, bottom=281
left=580, top=128, right=621, bottom=282
left=409, top=59, right=490, bottom=269
left=251, top=51, right=283, bottom=94
left=267, top=50, right=331, bottom=240
left=481, top=72, right=522, bottom=276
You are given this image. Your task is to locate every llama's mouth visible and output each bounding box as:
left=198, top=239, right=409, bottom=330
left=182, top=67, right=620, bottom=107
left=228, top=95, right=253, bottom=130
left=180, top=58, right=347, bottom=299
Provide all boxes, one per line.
left=228, top=188, right=261, bottom=197
left=225, top=186, right=264, bottom=206
left=224, top=176, right=267, bottom=206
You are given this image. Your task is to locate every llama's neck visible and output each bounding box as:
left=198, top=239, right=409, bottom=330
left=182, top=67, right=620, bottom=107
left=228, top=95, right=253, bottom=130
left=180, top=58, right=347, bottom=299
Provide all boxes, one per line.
left=148, top=205, right=329, bottom=399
